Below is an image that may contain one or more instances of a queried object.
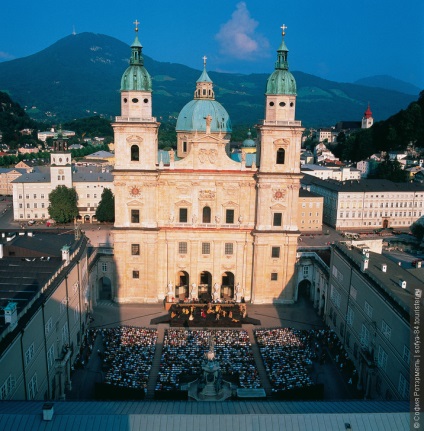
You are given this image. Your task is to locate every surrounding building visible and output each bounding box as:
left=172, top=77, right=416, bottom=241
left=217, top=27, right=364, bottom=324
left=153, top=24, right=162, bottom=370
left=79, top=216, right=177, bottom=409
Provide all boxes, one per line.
left=301, top=165, right=361, bottom=181
left=12, top=146, right=113, bottom=223
left=299, top=150, right=314, bottom=165
left=301, top=176, right=424, bottom=230
left=0, top=230, right=90, bottom=401
left=297, top=189, right=324, bottom=232
left=314, top=128, right=336, bottom=143
left=112, top=25, right=303, bottom=304
left=356, top=158, right=380, bottom=178
left=37, top=128, right=75, bottom=143
left=361, top=104, right=374, bottom=129
left=0, top=400, right=410, bottom=430
left=0, top=167, right=28, bottom=195
left=325, top=241, right=417, bottom=400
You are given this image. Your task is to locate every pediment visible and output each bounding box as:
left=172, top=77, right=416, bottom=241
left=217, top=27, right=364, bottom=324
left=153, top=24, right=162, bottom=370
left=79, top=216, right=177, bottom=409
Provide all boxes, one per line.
left=222, top=200, right=239, bottom=208
left=273, top=138, right=290, bottom=147
left=175, top=199, right=192, bottom=206
left=190, top=133, right=223, bottom=144
left=127, top=199, right=143, bottom=206
left=270, top=203, right=287, bottom=210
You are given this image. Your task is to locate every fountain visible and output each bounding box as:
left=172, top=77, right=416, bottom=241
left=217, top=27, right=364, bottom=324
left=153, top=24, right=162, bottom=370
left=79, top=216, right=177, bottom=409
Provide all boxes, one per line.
left=187, top=334, right=234, bottom=401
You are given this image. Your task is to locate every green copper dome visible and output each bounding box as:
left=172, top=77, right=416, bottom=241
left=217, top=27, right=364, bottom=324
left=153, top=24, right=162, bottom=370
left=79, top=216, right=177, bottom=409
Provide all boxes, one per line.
left=266, top=28, right=296, bottom=95
left=120, top=28, right=152, bottom=92
left=177, top=100, right=232, bottom=133
left=176, top=62, right=231, bottom=133
left=242, top=130, right=256, bottom=148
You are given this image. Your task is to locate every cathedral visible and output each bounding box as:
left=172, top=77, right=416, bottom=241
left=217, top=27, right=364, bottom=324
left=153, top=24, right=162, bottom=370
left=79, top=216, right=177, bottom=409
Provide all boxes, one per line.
left=112, top=24, right=303, bottom=304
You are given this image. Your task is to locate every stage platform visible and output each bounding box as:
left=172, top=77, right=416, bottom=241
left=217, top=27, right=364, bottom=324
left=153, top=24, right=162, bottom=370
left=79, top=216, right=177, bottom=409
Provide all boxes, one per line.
left=151, top=303, right=261, bottom=327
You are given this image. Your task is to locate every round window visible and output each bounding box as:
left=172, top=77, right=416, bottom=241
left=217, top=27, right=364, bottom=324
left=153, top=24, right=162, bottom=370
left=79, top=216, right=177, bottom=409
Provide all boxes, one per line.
left=279, top=102, right=286, bottom=107
left=132, top=98, right=139, bottom=103
left=123, top=98, right=128, bottom=103
left=269, top=101, right=274, bottom=106
left=143, top=98, right=149, bottom=103
left=290, top=102, right=294, bottom=107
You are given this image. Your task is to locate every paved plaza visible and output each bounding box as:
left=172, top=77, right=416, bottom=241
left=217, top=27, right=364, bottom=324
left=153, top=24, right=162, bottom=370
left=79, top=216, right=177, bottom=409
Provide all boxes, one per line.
left=68, top=297, right=360, bottom=401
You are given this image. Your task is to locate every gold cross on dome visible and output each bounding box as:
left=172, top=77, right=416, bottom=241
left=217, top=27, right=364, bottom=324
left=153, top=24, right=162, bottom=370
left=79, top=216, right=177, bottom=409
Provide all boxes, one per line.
left=133, top=20, right=140, bottom=31
left=281, top=24, right=287, bottom=35
left=203, top=55, right=207, bottom=67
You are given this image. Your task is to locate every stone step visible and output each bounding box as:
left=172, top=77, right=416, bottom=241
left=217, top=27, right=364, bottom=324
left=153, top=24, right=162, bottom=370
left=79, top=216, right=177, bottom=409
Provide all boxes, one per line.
left=145, top=324, right=167, bottom=399
left=244, top=325, right=273, bottom=396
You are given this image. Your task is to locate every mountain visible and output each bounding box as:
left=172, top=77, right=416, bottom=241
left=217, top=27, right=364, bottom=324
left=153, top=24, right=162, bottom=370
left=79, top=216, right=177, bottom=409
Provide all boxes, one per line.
left=0, top=33, right=417, bottom=127
left=354, top=75, right=422, bottom=96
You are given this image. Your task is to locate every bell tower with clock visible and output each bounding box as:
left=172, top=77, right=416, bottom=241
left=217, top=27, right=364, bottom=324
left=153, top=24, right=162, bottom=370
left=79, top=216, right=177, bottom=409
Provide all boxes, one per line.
left=252, top=25, right=304, bottom=303
left=112, top=22, right=160, bottom=303
left=50, top=135, right=73, bottom=190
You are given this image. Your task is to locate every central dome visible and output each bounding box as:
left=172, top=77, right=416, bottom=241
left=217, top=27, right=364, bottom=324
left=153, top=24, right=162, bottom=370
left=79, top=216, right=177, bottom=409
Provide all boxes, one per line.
left=177, top=99, right=232, bottom=133
left=176, top=61, right=232, bottom=133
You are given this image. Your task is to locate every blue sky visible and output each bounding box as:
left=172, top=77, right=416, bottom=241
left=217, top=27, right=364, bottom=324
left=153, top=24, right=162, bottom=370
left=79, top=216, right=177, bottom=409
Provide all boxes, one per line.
left=1, top=0, right=423, bottom=88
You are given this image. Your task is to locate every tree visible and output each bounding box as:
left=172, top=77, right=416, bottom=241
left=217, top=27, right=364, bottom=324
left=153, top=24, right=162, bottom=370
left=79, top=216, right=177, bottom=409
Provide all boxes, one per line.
left=370, top=154, right=407, bottom=182
left=410, top=221, right=424, bottom=242
left=48, top=186, right=78, bottom=223
left=95, top=188, right=115, bottom=222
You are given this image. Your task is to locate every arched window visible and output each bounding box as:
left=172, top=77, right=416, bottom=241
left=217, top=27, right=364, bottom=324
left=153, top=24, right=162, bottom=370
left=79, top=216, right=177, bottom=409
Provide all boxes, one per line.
left=131, top=145, right=139, bottom=161
left=202, top=206, right=211, bottom=223
left=276, top=148, right=285, bottom=164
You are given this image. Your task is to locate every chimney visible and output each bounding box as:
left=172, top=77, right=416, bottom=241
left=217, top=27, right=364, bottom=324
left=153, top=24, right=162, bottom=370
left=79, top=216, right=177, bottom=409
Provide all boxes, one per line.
left=42, top=403, right=54, bottom=421
left=0, top=243, right=3, bottom=259
left=61, top=245, right=70, bottom=265
left=361, top=253, right=369, bottom=272
left=4, top=302, right=18, bottom=329
left=399, top=279, right=407, bottom=289
left=381, top=263, right=387, bottom=272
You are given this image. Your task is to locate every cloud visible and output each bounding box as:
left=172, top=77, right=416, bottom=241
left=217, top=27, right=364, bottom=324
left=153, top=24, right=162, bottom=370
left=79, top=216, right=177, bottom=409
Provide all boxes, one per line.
left=215, top=2, right=269, bottom=61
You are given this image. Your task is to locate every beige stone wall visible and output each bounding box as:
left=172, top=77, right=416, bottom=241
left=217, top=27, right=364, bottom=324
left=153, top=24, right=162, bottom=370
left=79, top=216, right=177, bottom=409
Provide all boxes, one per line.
left=298, top=195, right=323, bottom=232
left=112, top=128, right=303, bottom=304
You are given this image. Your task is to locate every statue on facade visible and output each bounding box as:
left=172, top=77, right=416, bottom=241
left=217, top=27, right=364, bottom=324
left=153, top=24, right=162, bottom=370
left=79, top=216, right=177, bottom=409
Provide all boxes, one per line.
left=235, top=283, right=242, bottom=302
left=213, top=283, right=220, bottom=301
left=167, top=282, right=174, bottom=301
left=190, top=283, right=197, bottom=300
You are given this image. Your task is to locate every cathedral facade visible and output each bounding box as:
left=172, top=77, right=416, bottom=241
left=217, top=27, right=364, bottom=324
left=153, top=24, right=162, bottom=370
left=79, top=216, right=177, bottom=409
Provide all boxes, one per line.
left=112, top=25, right=303, bottom=304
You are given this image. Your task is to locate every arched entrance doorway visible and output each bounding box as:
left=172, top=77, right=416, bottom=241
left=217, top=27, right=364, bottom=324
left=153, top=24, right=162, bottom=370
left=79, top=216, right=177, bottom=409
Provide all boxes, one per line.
left=84, top=215, right=91, bottom=223
left=383, top=219, right=389, bottom=228
left=198, top=271, right=212, bottom=301
left=98, top=276, right=112, bottom=300
left=298, top=279, right=311, bottom=300
left=177, top=270, right=189, bottom=299
left=221, top=272, right=234, bottom=300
